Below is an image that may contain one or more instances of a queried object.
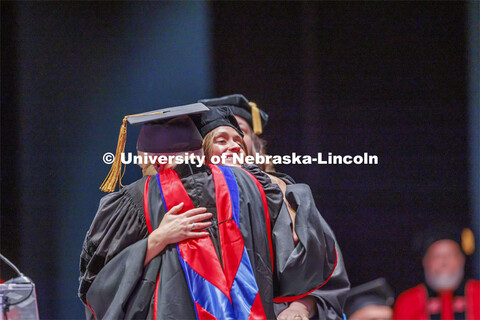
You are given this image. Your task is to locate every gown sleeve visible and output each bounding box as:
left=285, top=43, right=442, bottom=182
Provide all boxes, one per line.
left=78, top=177, right=149, bottom=304
left=273, top=184, right=349, bottom=320
left=80, top=173, right=196, bottom=320
left=307, top=225, right=350, bottom=320
left=243, top=165, right=348, bottom=319
left=85, top=238, right=159, bottom=319
left=272, top=183, right=337, bottom=298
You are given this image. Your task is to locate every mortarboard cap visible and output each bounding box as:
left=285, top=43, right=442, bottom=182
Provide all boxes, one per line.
left=192, top=106, right=244, bottom=138
left=125, top=103, right=208, bottom=125
left=136, top=117, right=203, bottom=154
left=198, top=94, right=269, bottom=135
left=100, top=103, right=208, bottom=193
left=344, top=278, right=395, bottom=319
left=412, top=221, right=475, bottom=256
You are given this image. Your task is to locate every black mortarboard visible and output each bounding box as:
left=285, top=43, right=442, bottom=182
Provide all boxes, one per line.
left=198, top=94, right=269, bottom=135
left=412, top=221, right=475, bottom=256
left=136, top=116, right=203, bottom=153
left=344, top=278, right=395, bottom=319
left=100, top=103, right=208, bottom=193
left=192, top=106, right=244, bottom=138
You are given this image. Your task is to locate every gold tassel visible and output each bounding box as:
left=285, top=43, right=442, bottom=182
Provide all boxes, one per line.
left=249, top=102, right=263, bottom=135
left=99, top=117, right=128, bottom=193
left=99, top=110, right=167, bottom=192
left=461, top=228, right=475, bottom=255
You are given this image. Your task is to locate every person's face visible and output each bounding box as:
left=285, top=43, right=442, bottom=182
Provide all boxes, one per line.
left=350, top=305, right=393, bottom=320
left=210, top=126, right=245, bottom=166
left=234, top=116, right=252, bottom=155
left=423, top=240, right=465, bottom=280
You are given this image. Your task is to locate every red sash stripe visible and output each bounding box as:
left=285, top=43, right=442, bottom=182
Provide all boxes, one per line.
left=158, top=169, right=230, bottom=300
left=86, top=300, right=98, bottom=320
left=248, top=293, right=267, bottom=320
left=195, top=302, right=217, bottom=320
left=209, top=164, right=245, bottom=292
left=143, top=176, right=160, bottom=319
left=143, top=176, right=153, bottom=233
left=153, top=269, right=160, bottom=320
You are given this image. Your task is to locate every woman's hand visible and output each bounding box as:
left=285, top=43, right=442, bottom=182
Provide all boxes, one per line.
left=155, top=202, right=212, bottom=244
left=277, top=296, right=316, bottom=320
left=144, top=202, right=212, bottom=265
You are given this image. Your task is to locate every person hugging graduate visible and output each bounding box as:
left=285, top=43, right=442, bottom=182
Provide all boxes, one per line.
left=78, top=103, right=337, bottom=320
left=199, top=94, right=351, bottom=320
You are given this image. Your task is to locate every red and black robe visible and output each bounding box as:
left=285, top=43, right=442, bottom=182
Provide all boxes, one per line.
left=393, top=280, right=480, bottom=320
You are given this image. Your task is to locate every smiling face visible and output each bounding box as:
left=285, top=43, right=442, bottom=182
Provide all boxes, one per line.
left=204, top=126, right=246, bottom=166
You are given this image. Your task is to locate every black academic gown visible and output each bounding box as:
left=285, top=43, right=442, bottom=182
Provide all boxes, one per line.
left=79, top=164, right=337, bottom=320
left=267, top=171, right=350, bottom=320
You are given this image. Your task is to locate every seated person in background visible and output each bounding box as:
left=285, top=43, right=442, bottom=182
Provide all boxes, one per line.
left=393, top=224, right=479, bottom=320
left=195, top=101, right=350, bottom=320
left=344, top=278, right=395, bottom=320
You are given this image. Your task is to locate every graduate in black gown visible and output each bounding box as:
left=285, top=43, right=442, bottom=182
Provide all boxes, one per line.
left=344, top=278, right=395, bottom=320
left=199, top=95, right=351, bottom=320
left=79, top=104, right=337, bottom=320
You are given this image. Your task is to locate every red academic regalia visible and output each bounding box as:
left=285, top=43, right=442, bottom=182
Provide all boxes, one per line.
left=393, top=280, right=480, bottom=320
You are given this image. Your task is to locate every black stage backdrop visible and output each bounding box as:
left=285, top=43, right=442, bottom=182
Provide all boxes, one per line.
left=1, top=2, right=214, bottom=317
left=2, top=1, right=478, bottom=318
left=211, top=1, right=475, bottom=291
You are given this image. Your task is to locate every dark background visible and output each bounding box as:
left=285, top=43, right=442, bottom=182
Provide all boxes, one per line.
left=2, top=2, right=479, bottom=318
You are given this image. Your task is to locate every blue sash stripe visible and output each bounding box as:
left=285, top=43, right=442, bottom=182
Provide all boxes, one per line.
left=217, top=166, right=262, bottom=318
left=176, top=244, right=201, bottom=320
left=177, top=247, right=236, bottom=320
left=155, top=173, right=167, bottom=210
left=230, top=248, right=261, bottom=319
left=217, top=165, right=240, bottom=225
